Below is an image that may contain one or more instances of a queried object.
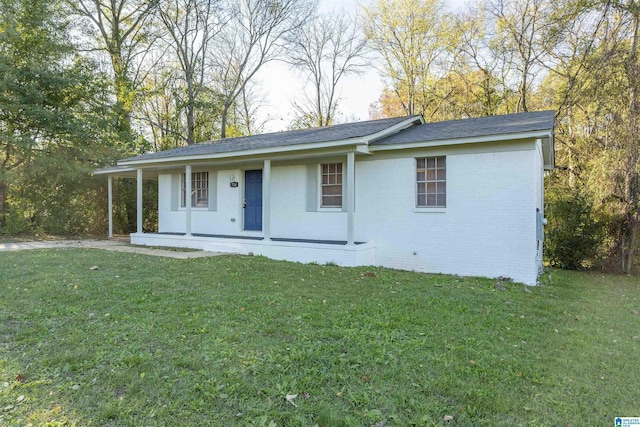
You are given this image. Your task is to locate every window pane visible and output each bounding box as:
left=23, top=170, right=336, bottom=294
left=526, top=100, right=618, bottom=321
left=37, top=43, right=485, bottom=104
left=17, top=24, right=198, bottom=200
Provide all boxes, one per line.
left=416, top=156, right=446, bottom=208
left=321, top=163, right=343, bottom=207
left=323, top=185, right=342, bottom=196
left=322, top=195, right=342, bottom=207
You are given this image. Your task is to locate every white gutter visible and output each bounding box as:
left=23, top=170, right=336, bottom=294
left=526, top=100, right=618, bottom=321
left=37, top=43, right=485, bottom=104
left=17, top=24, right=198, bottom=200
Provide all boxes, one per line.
left=369, top=130, right=554, bottom=152
left=118, top=138, right=366, bottom=167
left=93, top=166, right=137, bottom=175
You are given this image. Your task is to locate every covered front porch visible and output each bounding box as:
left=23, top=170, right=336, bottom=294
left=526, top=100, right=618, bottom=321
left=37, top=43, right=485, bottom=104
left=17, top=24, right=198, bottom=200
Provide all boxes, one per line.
left=130, top=231, right=375, bottom=266
left=95, top=151, right=377, bottom=267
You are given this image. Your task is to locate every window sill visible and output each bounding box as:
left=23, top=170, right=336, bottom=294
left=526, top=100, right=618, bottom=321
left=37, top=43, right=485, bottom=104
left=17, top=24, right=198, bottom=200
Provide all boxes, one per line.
left=318, top=207, right=343, bottom=212
left=414, top=207, right=447, bottom=213
left=178, top=207, right=209, bottom=211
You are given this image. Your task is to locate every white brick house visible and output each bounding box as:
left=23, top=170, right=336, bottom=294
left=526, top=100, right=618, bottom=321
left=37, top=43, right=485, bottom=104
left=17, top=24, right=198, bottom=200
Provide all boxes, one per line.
left=96, top=111, right=555, bottom=285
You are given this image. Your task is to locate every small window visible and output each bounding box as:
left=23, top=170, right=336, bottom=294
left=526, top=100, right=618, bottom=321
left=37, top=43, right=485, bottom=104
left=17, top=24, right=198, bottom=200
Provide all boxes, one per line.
left=321, top=163, right=342, bottom=207
left=416, top=156, right=446, bottom=207
left=181, top=171, right=209, bottom=207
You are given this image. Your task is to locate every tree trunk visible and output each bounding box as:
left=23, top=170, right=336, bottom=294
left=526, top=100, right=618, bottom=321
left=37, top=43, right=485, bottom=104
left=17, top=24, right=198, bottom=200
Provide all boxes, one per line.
left=625, top=216, right=638, bottom=275
left=110, top=50, right=135, bottom=146
left=623, top=12, right=640, bottom=274
left=220, top=103, right=230, bottom=139
left=186, top=103, right=195, bottom=145
left=0, top=180, right=7, bottom=227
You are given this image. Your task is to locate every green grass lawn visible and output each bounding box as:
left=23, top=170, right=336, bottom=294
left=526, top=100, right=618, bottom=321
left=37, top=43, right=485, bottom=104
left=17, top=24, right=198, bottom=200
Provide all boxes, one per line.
left=1, top=250, right=639, bottom=426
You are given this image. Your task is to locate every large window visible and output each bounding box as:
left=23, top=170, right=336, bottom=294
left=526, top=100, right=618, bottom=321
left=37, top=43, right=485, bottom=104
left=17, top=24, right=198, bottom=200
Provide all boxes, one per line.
left=181, top=171, right=209, bottom=207
left=321, top=163, right=342, bottom=207
left=416, top=157, right=446, bottom=207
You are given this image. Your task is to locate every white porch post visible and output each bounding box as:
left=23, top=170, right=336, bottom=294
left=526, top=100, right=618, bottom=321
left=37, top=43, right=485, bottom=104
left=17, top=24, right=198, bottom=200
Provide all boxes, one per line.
left=347, top=151, right=355, bottom=245
left=185, top=164, right=192, bottom=236
left=136, top=169, right=143, bottom=234
left=108, top=175, right=113, bottom=238
left=263, top=159, right=271, bottom=241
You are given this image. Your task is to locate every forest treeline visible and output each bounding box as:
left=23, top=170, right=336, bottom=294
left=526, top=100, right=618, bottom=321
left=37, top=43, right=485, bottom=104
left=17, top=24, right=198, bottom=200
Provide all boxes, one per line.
left=1, top=0, right=639, bottom=273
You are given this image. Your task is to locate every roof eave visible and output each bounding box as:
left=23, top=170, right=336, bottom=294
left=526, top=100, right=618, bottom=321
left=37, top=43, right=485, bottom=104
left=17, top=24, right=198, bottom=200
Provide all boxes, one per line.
left=116, top=136, right=370, bottom=167
left=543, top=132, right=555, bottom=171
left=370, top=129, right=554, bottom=152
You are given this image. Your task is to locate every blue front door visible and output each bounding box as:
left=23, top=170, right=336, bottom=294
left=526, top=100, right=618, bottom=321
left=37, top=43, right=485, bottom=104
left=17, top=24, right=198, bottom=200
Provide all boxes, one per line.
left=244, top=170, right=262, bottom=231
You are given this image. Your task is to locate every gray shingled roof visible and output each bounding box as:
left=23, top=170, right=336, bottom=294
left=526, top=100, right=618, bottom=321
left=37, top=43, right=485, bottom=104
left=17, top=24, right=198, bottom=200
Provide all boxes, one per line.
left=120, top=115, right=421, bottom=163
left=371, top=110, right=554, bottom=146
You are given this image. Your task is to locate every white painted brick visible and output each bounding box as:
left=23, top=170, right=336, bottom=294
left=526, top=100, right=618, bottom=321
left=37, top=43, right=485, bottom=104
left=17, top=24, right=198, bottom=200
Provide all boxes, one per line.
left=154, top=140, right=542, bottom=285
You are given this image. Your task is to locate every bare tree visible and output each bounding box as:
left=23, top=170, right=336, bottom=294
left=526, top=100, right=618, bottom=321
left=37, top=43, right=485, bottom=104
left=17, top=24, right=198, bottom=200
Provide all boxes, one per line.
left=362, top=0, right=450, bottom=117
left=234, top=78, right=270, bottom=135
left=158, top=0, right=226, bottom=145
left=69, top=0, right=159, bottom=144
left=487, top=0, right=560, bottom=112
left=138, top=68, right=184, bottom=151
left=286, top=12, right=368, bottom=128
left=451, top=6, right=512, bottom=116
left=212, top=0, right=316, bottom=138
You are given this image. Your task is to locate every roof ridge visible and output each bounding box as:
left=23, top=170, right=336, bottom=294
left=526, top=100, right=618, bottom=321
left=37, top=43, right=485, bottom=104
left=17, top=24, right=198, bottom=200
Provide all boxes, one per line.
left=419, top=110, right=554, bottom=127
left=199, top=114, right=420, bottom=146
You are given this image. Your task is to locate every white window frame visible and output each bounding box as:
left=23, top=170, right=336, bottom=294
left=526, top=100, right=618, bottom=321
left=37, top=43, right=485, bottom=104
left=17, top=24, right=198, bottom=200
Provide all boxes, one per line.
left=181, top=171, right=209, bottom=208
left=319, top=163, right=343, bottom=209
left=416, top=156, right=446, bottom=208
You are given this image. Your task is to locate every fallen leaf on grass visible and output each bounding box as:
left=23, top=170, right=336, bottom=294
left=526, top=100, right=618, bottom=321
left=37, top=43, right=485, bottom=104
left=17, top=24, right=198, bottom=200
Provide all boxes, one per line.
left=89, top=266, right=99, bottom=271
left=361, top=374, right=371, bottom=382
left=285, top=394, right=297, bottom=407
left=444, top=415, right=454, bottom=421
left=371, top=422, right=384, bottom=427
left=631, top=310, right=639, bottom=315
left=15, top=374, right=25, bottom=382
left=362, top=272, right=376, bottom=278
left=16, top=395, right=24, bottom=402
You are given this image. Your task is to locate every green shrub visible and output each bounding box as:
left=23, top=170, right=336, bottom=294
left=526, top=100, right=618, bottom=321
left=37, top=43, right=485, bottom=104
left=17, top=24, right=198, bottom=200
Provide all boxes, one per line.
left=545, top=177, right=603, bottom=269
